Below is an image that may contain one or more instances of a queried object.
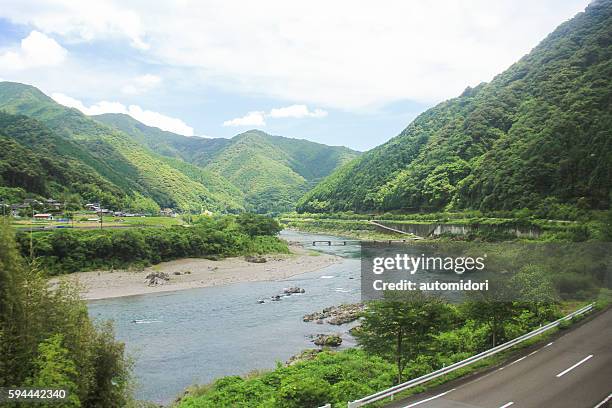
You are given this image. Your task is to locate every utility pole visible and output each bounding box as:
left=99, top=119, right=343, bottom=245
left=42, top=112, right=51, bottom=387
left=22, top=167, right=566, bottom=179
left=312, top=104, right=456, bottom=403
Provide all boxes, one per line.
left=98, top=197, right=103, bottom=229
left=29, top=204, right=34, bottom=260
left=0, top=201, right=7, bottom=228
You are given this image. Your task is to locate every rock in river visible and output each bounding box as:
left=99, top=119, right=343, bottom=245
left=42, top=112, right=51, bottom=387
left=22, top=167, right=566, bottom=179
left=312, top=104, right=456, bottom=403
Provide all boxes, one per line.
left=312, top=334, right=342, bottom=347
left=303, top=303, right=364, bottom=325
left=283, top=286, right=305, bottom=295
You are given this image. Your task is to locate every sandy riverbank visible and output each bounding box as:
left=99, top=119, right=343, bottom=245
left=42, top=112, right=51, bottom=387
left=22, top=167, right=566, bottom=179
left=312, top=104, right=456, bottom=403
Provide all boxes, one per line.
left=50, top=245, right=340, bottom=300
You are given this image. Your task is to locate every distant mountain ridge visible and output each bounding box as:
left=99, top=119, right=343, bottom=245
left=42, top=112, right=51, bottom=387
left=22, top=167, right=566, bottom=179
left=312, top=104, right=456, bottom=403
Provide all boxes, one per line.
left=95, top=114, right=359, bottom=213
left=298, top=0, right=612, bottom=215
left=0, top=82, right=358, bottom=213
left=0, top=81, right=246, bottom=212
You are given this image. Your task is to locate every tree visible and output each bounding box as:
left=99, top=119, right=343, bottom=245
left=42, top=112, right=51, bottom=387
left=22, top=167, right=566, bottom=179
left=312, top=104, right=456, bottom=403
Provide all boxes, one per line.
left=236, top=213, right=282, bottom=237
left=83, top=322, right=133, bottom=408
left=0, top=222, right=133, bottom=404
left=463, top=279, right=516, bottom=347
left=26, top=334, right=80, bottom=407
left=511, top=264, right=559, bottom=324
left=354, top=291, right=453, bottom=383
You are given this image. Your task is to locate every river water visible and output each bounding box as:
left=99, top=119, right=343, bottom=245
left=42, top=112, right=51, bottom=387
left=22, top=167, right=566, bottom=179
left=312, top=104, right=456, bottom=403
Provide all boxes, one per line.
left=87, top=230, right=361, bottom=404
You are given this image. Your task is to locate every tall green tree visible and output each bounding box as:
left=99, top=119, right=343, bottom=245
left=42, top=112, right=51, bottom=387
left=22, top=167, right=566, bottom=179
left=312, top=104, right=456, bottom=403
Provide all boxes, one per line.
left=463, top=279, right=516, bottom=347
left=26, top=334, right=80, bottom=407
left=236, top=213, right=282, bottom=237
left=511, top=264, right=559, bottom=323
left=0, top=222, right=133, bottom=405
left=354, top=291, right=453, bottom=382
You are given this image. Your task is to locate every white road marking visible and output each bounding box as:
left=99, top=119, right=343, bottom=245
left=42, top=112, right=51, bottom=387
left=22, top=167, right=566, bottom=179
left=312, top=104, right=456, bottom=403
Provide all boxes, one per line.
left=499, top=402, right=514, bottom=408
left=544, top=342, right=554, bottom=348
left=556, top=354, right=593, bottom=378
left=594, top=393, right=612, bottom=408
left=527, top=349, right=539, bottom=356
left=499, top=356, right=527, bottom=370
left=403, top=389, right=456, bottom=407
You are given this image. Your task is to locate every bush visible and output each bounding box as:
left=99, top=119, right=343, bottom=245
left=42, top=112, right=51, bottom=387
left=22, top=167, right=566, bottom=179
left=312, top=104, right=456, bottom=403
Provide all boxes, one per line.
left=16, top=221, right=289, bottom=274
left=177, top=350, right=396, bottom=408
left=276, top=375, right=331, bottom=408
left=236, top=213, right=282, bottom=237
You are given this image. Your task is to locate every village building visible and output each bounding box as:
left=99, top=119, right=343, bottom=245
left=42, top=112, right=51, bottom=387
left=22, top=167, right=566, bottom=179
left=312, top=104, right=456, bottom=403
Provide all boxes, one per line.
left=160, top=208, right=177, bottom=217
left=44, top=198, right=62, bottom=210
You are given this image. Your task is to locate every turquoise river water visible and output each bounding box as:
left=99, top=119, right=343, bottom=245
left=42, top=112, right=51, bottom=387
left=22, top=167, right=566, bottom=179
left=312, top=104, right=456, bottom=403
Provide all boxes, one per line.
left=87, top=230, right=361, bottom=404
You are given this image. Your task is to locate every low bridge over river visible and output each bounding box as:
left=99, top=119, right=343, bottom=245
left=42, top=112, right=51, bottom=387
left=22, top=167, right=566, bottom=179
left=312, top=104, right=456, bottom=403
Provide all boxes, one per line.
left=289, top=239, right=419, bottom=247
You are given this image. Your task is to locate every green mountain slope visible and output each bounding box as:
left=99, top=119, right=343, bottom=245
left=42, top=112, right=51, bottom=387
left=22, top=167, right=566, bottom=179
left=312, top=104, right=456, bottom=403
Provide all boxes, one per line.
left=0, top=112, right=126, bottom=206
left=298, top=0, right=612, bottom=214
left=93, top=112, right=232, bottom=163
left=0, top=82, right=243, bottom=212
left=202, top=130, right=359, bottom=213
left=96, top=114, right=360, bottom=213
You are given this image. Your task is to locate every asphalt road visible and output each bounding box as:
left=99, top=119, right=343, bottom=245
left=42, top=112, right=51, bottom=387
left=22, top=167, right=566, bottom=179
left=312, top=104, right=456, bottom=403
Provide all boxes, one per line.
left=387, top=308, right=612, bottom=408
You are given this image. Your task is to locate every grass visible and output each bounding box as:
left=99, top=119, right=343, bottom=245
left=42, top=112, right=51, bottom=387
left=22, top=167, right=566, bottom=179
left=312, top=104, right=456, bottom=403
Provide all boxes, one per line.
left=10, top=213, right=183, bottom=229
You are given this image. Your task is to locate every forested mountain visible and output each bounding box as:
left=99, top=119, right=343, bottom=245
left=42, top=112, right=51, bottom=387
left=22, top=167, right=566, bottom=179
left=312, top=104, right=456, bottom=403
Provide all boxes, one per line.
left=94, top=112, right=232, bottom=164
left=96, top=114, right=359, bottom=213
left=298, top=0, right=612, bottom=215
left=0, top=82, right=357, bottom=213
left=0, top=82, right=243, bottom=212
left=0, top=112, right=125, bottom=205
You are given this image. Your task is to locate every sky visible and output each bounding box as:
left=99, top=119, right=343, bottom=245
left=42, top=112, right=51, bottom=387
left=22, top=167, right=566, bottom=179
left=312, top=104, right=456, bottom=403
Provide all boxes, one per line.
left=0, top=0, right=591, bottom=151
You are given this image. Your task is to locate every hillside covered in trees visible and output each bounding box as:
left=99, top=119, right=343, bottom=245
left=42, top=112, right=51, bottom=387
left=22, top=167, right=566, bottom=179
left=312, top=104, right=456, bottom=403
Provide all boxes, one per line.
left=298, top=0, right=612, bottom=216
left=96, top=114, right=359, bottom=213
left=0, top=83, right=357, bottom=214
left=0, top=82, right=245, bottom=213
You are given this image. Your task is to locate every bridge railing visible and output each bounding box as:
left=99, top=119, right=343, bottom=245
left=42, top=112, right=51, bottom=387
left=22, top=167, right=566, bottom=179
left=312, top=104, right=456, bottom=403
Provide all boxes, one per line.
left=340, top=302, right=595, bottom=408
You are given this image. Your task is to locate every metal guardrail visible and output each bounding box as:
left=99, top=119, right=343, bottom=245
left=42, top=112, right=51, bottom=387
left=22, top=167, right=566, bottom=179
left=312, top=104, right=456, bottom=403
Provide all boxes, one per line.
left=343, top=302, right=595, bottom=408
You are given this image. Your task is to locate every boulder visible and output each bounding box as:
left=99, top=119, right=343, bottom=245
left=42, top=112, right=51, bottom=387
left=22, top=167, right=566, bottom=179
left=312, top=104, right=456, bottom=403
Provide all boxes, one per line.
left=245, top=255, right=267, bottom=263
left=312, top=334, right=342, bottom=347
left=144, top=272, right=170, bottom=286
left=283, top=286, right=305, bottom=295
left=303, top=303, right=364, bottom=325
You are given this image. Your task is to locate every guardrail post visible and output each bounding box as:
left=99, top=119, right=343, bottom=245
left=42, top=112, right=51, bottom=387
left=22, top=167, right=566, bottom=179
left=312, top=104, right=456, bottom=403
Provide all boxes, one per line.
left=348, top=401, right=360, bottom=408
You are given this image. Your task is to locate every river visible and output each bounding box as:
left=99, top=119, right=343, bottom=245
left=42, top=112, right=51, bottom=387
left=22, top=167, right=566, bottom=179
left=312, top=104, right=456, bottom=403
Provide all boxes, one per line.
left=87, top=230, right=361, bottom=405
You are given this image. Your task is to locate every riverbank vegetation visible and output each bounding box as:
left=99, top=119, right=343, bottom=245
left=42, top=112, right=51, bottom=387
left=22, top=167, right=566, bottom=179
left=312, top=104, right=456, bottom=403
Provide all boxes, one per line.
left=176, top=286, right=605, bottom=408
left=0, top=222, right=134, bottom=407
left=15, top=214, right=288, bottom=275
left=175, top=233, right=609, bottom=407
left=280, top=210, right=612, bottom=242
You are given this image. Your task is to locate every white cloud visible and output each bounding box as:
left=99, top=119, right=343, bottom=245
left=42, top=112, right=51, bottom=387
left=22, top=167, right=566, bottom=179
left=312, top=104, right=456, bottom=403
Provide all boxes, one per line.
left=268, top=104, right=327, bottom=119
left=1, top=3, right=148, bottom=50
left=223, top=104, right=327, bottom=127
left=121, top=74, right=161, bottom=95
left=1, top=1, right=590, bottom=109
left=223, top=111, right=266, bottom=127
left=51, top=92, right=194, bottom=136
left=126, top=105, right=193, bottom=136
left=0, top=30, right=67, bottom=70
